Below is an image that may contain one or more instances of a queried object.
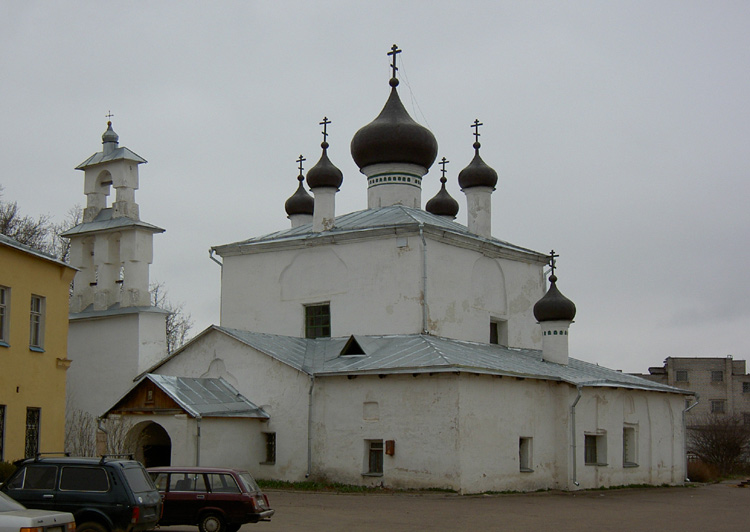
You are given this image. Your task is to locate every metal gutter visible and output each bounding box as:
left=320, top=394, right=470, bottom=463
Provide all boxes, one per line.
left=419, top=223, right=428, bottom=334
left=570, top=385, right=582, bottom=487
left=306, top=376, right=315, bottom=478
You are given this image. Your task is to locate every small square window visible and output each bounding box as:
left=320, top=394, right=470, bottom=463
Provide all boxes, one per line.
left=711, top=370, right=724, bottom=383
left=584, top=433, right=607, bottom=465
left=675, top=370, right=688, bottom=382
left=262, top=432, right=276, bottom=464
left=305, top=304, right=330, bottom=339
left=519, top=437, right=533, bottom=472
left=489, top=320, right=508, bottom=346
left=711, top=400, right=726, bottom=414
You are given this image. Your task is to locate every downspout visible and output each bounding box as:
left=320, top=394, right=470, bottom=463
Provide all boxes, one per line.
left=97, top=417, right=108, bottom=456
left=209, top=248, right=223, bottom=267
left=419, top=223, right=428, bottom=335
left=195, top=416, right=202, bottom=466
left=683, top=394, right=699, bottom=482
left=306, top=375, right=315, bottom=478
left=570, top=386, right=582, bottom=487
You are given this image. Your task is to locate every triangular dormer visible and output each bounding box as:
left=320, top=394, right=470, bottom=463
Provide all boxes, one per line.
left=340, top=335, right=366, bottom=357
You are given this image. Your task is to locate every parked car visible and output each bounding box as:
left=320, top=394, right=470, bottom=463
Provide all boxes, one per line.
left=0, top=491, right=76, bottom=532
left=147, top=466, right=274, bottom=532
left=1, top=456, right=161, bottom=532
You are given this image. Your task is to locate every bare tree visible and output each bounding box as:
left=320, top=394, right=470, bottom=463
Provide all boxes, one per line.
left=151, top=281, right=194, bottom=354
left=688, top=413, right=750, bottom=476
left=65, top=407, right=98, bottom=457
left=103, top=415, right=137, bottom=456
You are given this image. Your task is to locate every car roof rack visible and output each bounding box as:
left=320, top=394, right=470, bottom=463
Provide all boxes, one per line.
left=32, top=452, right=71, bottom=462
left=99, top=453, right=135, bottom=464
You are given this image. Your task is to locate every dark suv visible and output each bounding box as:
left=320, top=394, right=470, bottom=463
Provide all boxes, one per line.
left=1, top=456, right=162, bottom=532
left=147, top=466, right=273, bottom=532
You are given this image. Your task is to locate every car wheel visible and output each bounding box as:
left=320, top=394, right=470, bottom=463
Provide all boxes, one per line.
left=226, top=524, right=241, bottom=532
left=76, top=522, right=108, bottom=532
left=198, top=513, right=226, bottom=532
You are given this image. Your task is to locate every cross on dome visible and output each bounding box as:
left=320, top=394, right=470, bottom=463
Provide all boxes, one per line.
left=439, top=157, right=449, bottom=183
left=388, top=44, right=401, bottom=80
left=472, top=119, right=483, bottom=144
left=296, top=154, right=306, bottom=178
left=320, top=117, right=331, bottom=144
left=548, top=249, right=559, bottom=277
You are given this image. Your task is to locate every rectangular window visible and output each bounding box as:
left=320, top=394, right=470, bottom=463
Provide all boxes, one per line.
left=489, top=320, right=508, bottom=346
left=710, top=400, right=726, bottom=414
left=743, top=382, right=750, bottom=393
left=25, top=407, right=41, bottom=458
left=263, top=432, right=276, bottom=464
left=305, top=303, right=330, bottom=339
left=675, top=370, right=688, bottom=382
left=623, top=426, right=638, bottom=467
left=60, top=466, right=110, bottom=492
left=170, top=473, right=207, bottom=492
left=584, top=433, right=607, bottom=465
left=29, top=295, right=45, bottom=350
left=519, top=437, right=533, bottom=472
left=206, top=473, right=240, bottom=494
left=365, top=440, right=383, bottom=475
left=0, top=405, right=5, bottom=461
left=0, top=286, right=9, bottom=345
left=711, top=370, right=724, bottom=383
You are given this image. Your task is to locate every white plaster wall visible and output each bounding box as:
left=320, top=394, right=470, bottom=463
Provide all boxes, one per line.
left=67, top=312, right=166, bottom=418
left=155, top=330, right=311, bottom=481
left=310, top=373, right=462, bottom=490
left=220, top=235, right=545, bottom=349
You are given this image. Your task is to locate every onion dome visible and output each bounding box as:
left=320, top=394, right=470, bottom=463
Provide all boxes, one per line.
left=307, top=132, right=343, bottom=190
left=533, top=274, right=577, bottom=322
left=458, top=120, right=497, bottom=189
left=102, top=121, right=119, bottom=144
left=426, top=157, right=459, bottom=218
left=285, top=173, right=314, bottom=216
left=350, top=78, right=438, bottom=170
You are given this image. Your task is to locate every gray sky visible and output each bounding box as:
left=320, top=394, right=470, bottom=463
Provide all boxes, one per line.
left=2, top=1, right=748, bottom=373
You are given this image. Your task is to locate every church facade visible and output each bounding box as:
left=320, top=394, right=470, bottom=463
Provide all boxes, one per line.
left=71, top=48, right=690, bottom=493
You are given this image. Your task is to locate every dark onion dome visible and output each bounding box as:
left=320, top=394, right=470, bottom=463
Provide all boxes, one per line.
left=533, top=275, right=577, bottom=322
left=306, top=141, right=343, bottom=189
left=458, top=141, right=498, bottom=189
left=285, top=175, right=314, bottom=216
left=102, top=121, right=119, bottom=144
left=350, top=79, right=438, bottom=170
left=426, top=176, right=459, bottom=218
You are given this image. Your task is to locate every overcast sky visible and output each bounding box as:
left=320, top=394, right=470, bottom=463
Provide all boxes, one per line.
left=2, top=1, right=748, bottom=373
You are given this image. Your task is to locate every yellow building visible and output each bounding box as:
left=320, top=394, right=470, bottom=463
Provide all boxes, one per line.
left=0, top=234, right=76, bottom=461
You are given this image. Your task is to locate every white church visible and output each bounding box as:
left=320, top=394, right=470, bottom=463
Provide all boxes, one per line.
left=64, top=47, right=691, bottom=493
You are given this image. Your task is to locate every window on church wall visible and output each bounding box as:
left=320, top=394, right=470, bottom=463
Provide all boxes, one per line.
left=0, top=286, right=9, bottom=345
left=29, top=295, right=45, bottom=351
left=262, top=432, right=276, bottom=464
left=711, top=370, right=724, bottom=383
left=364, top=440, right=383, bottom=476
left=675, top=370, right=688, bottom=382
left=305, top=303, right=330, bottom=339
left=25, top=407, right=41, bottom=459
left=489, top=319, right=508, bottom=346
left=519, top=437, right=533, bottom=472
left=584, top=433, right=606, bottom=466
left=622, top=426, right=638, bottom=467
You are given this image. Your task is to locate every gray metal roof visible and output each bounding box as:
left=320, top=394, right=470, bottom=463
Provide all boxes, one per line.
left=211, top=205, right=545, bottom=260
left=76, top=146, right=147, bottom=170
left=0, top=233, right=76, bottom=270
left=213, top=327, right=689, bottom=395
left=136, top=374, right=269, bottom=419
left=60, top=208, right=165, bottom=237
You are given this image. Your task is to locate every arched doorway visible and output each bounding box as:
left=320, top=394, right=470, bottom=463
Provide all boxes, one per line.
left=128, top=421, right=172, bottom=468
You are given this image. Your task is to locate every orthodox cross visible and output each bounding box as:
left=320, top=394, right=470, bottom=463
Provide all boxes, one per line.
left=296, top=154, right=306, bottom=176
left=548, top=250, right=559, bottom=276
left=106, top=110, right=114, bottom=125
left=439, top=157, right=449, bottom=180
left=471, top=119, right=483, bottom=143
left=388, top=44, right=401, bottom=78
left=320, top=117, right=331, bottom=143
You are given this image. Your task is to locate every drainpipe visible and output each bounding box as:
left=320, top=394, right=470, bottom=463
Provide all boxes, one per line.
left=196, top=416, right=202, bottom=466
left=306, top=375, right=315, bottom=478
left=683, top=394, right=699, bottom=482
left=570, top=386, right=582, bottom=487
left=97, top=417, right=108, bottom=456
left=419, top=223, right=428, bottom=335
left=208, top=249, right=222, bottom=267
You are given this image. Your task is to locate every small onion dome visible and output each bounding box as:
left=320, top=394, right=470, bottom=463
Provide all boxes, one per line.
left=458, top=142, right=498, bottom=189
left=350, top=79, right=438, bottom=170
left=102, top=121, right=119, bottom=144
left=426, top=176, right=459, bottom=218
left=306, top=141, right=343, bottom=189
left=533, top=275, right=577, bottom=322
left=284, top=175, right=314, bottom=216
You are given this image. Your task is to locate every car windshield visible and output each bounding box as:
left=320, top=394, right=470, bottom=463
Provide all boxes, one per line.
left=238, top=472, right=260, bottom=493
left=123, top=466, right=156, bottom=493
left=0, top=491, right=26, bottom=512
